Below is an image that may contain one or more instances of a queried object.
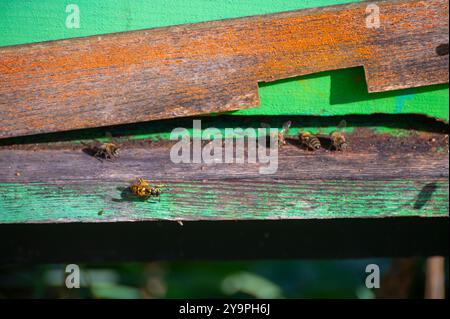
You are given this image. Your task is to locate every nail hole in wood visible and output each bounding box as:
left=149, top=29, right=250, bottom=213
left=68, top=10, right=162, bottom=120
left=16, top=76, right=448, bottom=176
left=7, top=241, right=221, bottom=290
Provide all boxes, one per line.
left=436, top=43, right=449, bottom=56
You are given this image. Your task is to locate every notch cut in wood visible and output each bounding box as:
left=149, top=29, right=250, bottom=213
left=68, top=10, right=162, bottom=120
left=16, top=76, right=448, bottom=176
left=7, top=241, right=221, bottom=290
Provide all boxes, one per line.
left=0, top=0, right=448, bottom=138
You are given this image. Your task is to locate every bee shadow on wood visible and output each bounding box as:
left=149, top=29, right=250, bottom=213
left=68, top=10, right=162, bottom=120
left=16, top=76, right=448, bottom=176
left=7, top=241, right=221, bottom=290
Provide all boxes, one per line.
left=318, top=136, right=332, bottom=149
left=413, top=182, right=438, bottom=210
left=286, top=136, right=334, bottom=151
left=112, top=187, right=159, bottom=203
left=81, top=146, right=98, bottom=158
left=284, top=137, right=298, bottom=147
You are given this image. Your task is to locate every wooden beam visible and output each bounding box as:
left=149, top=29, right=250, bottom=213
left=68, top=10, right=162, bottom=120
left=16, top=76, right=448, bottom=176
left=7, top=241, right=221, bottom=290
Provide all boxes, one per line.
left=0, top=131, right=448, bottom=224
left=425, top=256, right=446, bottom=299
left=0, top=0, right=448, bottom=138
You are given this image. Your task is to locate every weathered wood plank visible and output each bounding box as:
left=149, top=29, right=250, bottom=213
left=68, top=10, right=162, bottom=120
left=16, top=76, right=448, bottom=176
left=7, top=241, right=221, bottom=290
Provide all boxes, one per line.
left=0, top=131, right=448, bottom=224
left=0, top=0, right=448, bottom=138
left=2, top=1, right=449, bottom=122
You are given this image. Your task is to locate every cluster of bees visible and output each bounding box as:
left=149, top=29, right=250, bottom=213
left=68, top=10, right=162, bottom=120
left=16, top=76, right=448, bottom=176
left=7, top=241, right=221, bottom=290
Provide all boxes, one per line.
left=83, top=121, right=347, bottom=201
left=276, top=120, right=348, bottom=151
left=129, top=178, right=168, bottom=202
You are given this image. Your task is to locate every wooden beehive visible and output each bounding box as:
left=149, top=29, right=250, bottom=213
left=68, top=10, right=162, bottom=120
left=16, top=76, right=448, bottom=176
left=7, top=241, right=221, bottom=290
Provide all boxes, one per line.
left=0, top=0, right=448, bottom=263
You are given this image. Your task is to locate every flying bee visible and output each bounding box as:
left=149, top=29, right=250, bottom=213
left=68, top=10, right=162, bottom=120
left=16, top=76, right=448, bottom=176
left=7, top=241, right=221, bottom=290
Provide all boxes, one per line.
left=130, top=178, right=168, bottom=201
left=329, top=120, right=348, bottom=151
left=261, top=121, right=292, bottom=146
left=299, top=131, right=321, bottom=151
left=82, top=132, right=120, bottom=161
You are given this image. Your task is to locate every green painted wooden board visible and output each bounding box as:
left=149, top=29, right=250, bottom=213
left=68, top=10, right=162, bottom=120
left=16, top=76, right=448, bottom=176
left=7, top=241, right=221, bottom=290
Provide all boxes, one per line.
left=0, top=131, right=448, bottom=224
left=0, top=0, right=448, bottom=121
left=1, top=179, right=448, bottom=224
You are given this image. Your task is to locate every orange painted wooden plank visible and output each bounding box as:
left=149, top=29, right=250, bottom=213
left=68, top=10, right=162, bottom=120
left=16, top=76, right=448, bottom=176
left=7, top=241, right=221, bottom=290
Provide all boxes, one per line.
left=0, top=0, right=448, bottom=138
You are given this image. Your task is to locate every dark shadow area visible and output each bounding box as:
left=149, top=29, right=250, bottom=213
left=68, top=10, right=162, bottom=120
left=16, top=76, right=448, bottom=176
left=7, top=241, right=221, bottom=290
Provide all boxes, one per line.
left=284, top=137, right=300, bottom=147
left=284, top=136, right=333, bottom=151
left=317, top=136, right=333, bottom=150
left=436, top=43, right=449, bottom=56
left=414, top=182, right=439, bottom=210
left=81, top=146, right=101, bottom=160
left=0, top=217, right=447, bottom=264
left=0, top=114, right=448, bottom=147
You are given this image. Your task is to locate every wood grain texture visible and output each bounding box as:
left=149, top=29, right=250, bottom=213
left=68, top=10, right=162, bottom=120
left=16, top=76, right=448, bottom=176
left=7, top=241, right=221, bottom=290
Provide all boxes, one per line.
left=2, top=0, right=448, bottom=122
left=0, top=132, right=448, bottom=224
left=0, top=0, right=448, bottom=139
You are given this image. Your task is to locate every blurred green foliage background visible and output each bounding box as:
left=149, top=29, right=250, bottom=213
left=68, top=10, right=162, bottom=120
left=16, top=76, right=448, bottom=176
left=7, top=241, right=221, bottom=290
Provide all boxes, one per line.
left=1, top=259, right=448, bottom=299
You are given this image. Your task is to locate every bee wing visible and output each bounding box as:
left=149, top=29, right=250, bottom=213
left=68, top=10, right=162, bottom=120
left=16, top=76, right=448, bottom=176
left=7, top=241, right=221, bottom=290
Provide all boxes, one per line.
left=337, top=120, right=347, bottom=131
left=92, top=138, right=104, bottom=145
left=280, top=120, right=292, bottom=135
left=105, top=131, right=120, bottom=144
left=105, top=131, right=113, bottom=139
left=80, top=141, right=91, bottom=147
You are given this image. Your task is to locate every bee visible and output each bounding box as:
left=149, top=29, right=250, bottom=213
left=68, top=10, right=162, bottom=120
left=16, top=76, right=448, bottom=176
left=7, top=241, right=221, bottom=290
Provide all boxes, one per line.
left=82, top=132, right=120, bottom=161
left=92, top=142, right=120, bottom=161
left=299, top=131, right=321, bottom=151
left=330, top=120, right=348, bottom=151
left=130, top=178, right=167, bottom=201
left=261, top=121, right=292, bottom=146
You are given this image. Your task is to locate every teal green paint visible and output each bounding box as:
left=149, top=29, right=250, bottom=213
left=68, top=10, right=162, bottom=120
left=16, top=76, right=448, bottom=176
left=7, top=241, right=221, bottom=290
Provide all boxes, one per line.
left=395, top=89, right=416, bottom=113
left=235, top=68, right=449, bottom=120
left=0, top=0, right=448, bottom=122
left=0, top=180, right=448, bottom=223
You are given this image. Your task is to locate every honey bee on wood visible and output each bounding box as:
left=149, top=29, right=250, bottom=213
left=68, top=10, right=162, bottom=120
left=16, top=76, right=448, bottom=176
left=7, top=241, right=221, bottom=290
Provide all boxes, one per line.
left=130, top=178, right=167, bottom=201
left=299, top=131, right=321, bottom=151
left=82, top=132, right=120, bottom=161
left=92, top=142, right=120, bottom=161
left=261, top=121, right=292, bottom=146
left=330, top=120, right=348, bottom=151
